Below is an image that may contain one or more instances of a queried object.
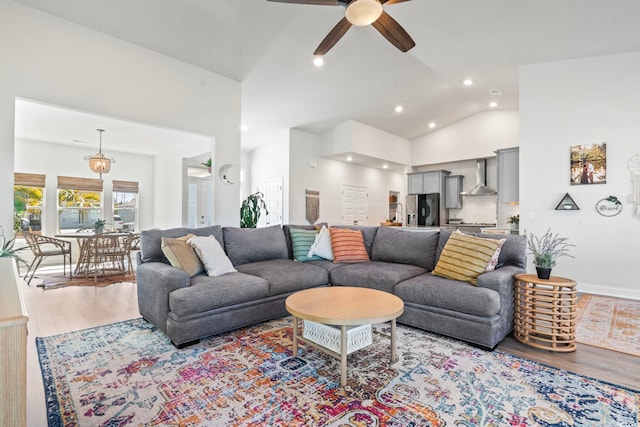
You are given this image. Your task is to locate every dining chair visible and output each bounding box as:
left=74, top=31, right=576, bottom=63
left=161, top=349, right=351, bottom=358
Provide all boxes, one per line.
left=22, top=231, right=72, bottom=286
left=84, top=233, right=132, bottom=282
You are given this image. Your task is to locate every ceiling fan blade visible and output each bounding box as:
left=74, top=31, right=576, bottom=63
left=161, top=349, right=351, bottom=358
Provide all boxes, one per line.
left=371, top=10, right=415, bottom=52
left=381, top=0, right=410, bottom=4
left=267, top=0, right=341, bottom=5
left=314, top=17, right=352, bottom=55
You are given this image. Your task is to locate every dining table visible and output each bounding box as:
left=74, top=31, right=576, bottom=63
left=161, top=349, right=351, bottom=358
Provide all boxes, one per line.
left=55, top=231, right=139, bottom=277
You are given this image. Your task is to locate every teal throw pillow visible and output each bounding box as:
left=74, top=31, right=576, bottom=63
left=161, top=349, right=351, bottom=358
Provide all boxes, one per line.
left=289, top=228, right=323, bottom=262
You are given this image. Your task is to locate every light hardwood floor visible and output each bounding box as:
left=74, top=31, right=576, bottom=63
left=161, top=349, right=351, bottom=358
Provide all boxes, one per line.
left=22, top=279, right=639, bottom=426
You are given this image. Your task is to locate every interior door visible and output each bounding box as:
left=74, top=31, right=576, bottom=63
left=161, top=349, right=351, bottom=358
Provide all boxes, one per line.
left=264, top=177, right=283, bottom=226
left=187, top=177, right=212, bottom=228
left=341, top=184, right=369, bottom=225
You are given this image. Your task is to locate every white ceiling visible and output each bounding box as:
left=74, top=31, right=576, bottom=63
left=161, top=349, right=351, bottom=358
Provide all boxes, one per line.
left=12, top=0, right=640, bottom=154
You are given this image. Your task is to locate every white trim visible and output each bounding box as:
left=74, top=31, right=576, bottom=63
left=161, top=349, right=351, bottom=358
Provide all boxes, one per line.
left=578, top=282, right=640, bottom=301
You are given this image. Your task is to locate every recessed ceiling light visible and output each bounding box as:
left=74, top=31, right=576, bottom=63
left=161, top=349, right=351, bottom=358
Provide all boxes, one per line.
left=489, top=102, right=498, bottom=108
left=463, top=79, right=473, bottom=86
left=382, top=164, right=388, bottom=169
left=429, top=122, right=436, bottom=129
left=489, top=89, right=503, bottom=96
left=346, top=156, right=353, bottom=162
left=394, top=105, right=403, bottom=113
left=313, top=56, right=324, bottom=67
left=240, top=125, right=249, bottom=132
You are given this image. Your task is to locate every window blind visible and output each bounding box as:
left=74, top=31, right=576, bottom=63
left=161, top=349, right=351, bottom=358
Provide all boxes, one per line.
left=112, top=180, right=139, bottom=193
left=57, top=176, right=104, bottom=192
left=14, top=173, right=46, bottom=187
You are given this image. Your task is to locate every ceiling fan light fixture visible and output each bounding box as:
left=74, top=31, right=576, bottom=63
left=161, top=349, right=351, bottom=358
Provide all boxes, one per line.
left=345, top=0, right=383, bottom=26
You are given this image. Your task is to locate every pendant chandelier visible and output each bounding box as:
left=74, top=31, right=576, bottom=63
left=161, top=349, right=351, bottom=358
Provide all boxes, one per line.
left=85, top=129, right=114, bottom=177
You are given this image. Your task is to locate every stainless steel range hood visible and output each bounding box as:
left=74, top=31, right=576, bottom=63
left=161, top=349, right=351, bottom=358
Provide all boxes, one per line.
left=460, top=159, right=497, bottom=196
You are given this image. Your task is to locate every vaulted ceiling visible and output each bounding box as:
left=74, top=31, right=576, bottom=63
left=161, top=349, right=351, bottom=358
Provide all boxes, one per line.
left=13, top=0, right=640, bottom=151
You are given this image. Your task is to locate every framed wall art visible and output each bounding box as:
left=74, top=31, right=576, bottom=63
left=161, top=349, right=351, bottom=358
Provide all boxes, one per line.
left=570, top=143, right=607, bottom=185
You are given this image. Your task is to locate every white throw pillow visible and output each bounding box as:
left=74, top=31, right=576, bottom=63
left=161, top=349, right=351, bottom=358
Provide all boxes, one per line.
left=307, top=225, right=334, bottom=261
left=188, top=235, right=237, bottom=277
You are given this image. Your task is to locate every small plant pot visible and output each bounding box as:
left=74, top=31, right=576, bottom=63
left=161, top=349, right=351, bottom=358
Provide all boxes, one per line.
left=94, top=227, right=103, bottom=234
left=536, top=267, right=552, bottom=280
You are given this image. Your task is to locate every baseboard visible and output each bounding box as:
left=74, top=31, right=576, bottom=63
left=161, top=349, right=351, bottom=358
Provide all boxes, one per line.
left=577, top=282, right=640, bottom=300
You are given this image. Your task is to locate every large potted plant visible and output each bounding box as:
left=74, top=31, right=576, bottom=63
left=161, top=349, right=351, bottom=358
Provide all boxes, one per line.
left=527, top=228, right=574, bottom=279
left=240, top=191, right=269, bottom=228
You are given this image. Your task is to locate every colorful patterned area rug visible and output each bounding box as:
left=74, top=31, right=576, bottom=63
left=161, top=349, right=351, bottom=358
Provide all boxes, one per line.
left=37, top=318, right=639, bottom=427
left=576, top=294, right=640, bottom=357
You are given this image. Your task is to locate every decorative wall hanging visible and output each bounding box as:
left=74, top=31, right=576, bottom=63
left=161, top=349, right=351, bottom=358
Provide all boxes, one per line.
left=595, top=196, right=622, bottom=217
left=218, top=164, right=234, bottom=185
left=555, top=193, right=580, bottom=210
left=570, top=143, right=606, bottom=185
left=305, top=189, right=320, bottom=224
left=628, top=152, right=640, bottom=219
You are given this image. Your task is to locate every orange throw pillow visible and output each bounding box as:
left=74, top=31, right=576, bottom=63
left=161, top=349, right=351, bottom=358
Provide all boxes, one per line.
left=329, top=228, right=370, bottom=263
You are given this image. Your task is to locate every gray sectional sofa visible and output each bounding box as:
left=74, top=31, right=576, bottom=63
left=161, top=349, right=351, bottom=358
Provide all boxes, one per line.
left=137, top=224, right=526, bottom=349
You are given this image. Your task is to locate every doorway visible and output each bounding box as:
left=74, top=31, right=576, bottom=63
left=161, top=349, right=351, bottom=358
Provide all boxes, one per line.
left=341, top=184, right=369, bottom=225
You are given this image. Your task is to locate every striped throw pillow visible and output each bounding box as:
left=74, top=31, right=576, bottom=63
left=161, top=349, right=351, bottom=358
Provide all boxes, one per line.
left=289, top=228, right=323, bottom=262
left=329, top=228, right=370, bottom=263
left=432, top=230, right=504, bottom=285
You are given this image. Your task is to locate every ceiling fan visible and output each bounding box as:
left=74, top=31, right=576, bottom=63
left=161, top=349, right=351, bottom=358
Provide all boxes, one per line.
left=268, top=0, right=415, bottom=55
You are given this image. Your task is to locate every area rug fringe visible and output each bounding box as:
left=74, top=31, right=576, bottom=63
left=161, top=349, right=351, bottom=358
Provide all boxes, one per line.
left=37, top=318, right=639, bottom=427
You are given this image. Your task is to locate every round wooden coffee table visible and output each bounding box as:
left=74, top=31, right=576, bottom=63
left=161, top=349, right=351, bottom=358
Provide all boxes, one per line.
left=285, top=286, right=404, bottom=386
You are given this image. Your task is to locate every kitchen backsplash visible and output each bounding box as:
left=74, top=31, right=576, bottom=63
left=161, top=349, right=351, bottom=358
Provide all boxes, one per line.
left=448, top=195, right=498, bottom=224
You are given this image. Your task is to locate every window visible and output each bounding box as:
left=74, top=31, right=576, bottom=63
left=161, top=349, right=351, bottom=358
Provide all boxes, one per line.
left=14, top=173, right=45, bottom=234
left=57, top=176, right=103, bottom=233
left=113, top=180, right=139, bottom=232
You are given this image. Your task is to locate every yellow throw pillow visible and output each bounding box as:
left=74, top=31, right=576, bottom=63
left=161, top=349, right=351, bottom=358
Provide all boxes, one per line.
left=329, top=228, right=370, bottom=263
left=432, top=231, right=504, bottom=285
left=161, top=234, right=204, bottom=277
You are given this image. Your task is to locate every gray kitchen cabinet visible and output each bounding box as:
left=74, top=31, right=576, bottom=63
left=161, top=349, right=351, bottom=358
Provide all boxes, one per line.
left=407, top=173, right=424, bottom=194
left=497, top=147, right=519, bottom=204
left=445, top=175, right=464, bottom=209
left=407, top=170, right=450, bottom=195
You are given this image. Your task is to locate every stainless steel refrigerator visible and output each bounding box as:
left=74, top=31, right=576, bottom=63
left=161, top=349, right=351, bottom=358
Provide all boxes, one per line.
left=406, top=193, right=440, bottom=226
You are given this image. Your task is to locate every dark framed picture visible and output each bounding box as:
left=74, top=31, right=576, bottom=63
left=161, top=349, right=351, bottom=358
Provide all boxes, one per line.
left=570, top=143, right=607, bottom=185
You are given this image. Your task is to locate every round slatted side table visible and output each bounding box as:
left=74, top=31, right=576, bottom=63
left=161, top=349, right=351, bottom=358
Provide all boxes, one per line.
left=514, top=273, right=577, bottom=352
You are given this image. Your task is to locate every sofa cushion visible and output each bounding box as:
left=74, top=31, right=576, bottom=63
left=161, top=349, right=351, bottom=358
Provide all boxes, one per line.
left=371, top=227, right=440, bottom=271
left=223, top=225, right=288, bottom=266
left=141, top=225, right=223, bottom=263
left=432, top=231, right=504, bottom=285
left=169, top=272, right=269, bottom=316
left=289, top=228, right=323, bottom=262
left=330, top=261, right=426, bottom=294
left=236, top=259, right=328, bottom=296
left=329, top=228, right=370, bottom=263
left=188, top=235, right=237, bottom=277
left=161, top=234, right=204, bottom=277
left=395, top=273, right=501, bottom=317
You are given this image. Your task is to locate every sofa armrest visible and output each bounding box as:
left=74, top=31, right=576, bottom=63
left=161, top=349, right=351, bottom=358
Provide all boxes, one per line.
left=476, top=265, right=523, bottom=294
left=137, top=262, right=190, bottom=334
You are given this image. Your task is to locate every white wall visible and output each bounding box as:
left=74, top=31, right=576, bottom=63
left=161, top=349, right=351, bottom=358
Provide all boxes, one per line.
left=520, top=51, right=640, bottom=299
left=15, top=139, right=154, bottom=234
left=0, top=1, right=241, bottom=232
left=247, top=130, right=290, bottom=226
left=289, top=129, right=405, bottom=226
left=411, top=110, right=519, bottom=165
left=318, top=120, right=411, bottom=165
